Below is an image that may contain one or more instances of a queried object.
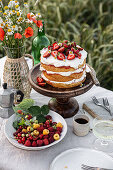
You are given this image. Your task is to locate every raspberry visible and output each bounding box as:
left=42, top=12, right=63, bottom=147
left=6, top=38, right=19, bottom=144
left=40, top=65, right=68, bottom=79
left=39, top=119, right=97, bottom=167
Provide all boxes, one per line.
left=43, top=135, right=49, bottom=139
left=55, top=131, right=61, bottom=135
left=37, top=140, right=43, bottom=146
left=37, top=126, right=44, bottom=132
left=45, top=115, right=52, bottom=120
left=49, top=132, right=54, bottom=137
left=48, top=127, right=54, bottom=132
left=32, top=141, right=37, bottom=147
left=52, top=122, right=57, bottom=126
left=39, top=134, right=43, bottom=139
left=56, top=127, right=62, bottom=132
left=24, top=140, right=31, bottom=147
left=43, top=138, right=49, bottom=146
left=49, top=136, right=54, bottom=143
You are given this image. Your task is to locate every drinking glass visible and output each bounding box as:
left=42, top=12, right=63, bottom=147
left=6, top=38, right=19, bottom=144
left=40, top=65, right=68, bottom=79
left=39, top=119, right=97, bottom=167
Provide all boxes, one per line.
left=93, top=115, right=113, bottom=153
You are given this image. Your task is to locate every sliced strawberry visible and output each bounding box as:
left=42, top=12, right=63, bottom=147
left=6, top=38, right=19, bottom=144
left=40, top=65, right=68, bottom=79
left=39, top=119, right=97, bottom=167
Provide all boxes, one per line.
left=63, top=40, right=68, bottom=44
left=78, top=47, right=83, bottom=51
left=51, top=50, right=58, bottom=57
left=43, top=51, right=51, bottom=58
left=53, top=43, right=60, bottom=50
left=78, top=53, right=82, bottom=59
left=57, top=53, right=65, bottom=60
left=67, top=54, right=75, bottom=60
left=63, top=44, right=68, bottom=48
left=65, top=49, right=70, bottom=56
left=37, top=77, right=43, bottom=83
left=58, top=47, right=65, bottom=53
left=48, top=45, right=53, bottom=50
left=38, top=82, right=46, bottom=87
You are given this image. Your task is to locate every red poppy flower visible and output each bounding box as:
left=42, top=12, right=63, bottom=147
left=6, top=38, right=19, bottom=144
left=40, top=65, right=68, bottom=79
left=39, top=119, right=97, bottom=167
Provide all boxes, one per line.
left=0, top=27, right=5, bottom=41
left=24, top=27, right=33, bottom=38
left=35, top=20, right=43, bottom=28
left=14, top=33, right=22, bottom=39
left=27, top=13, right=31, bottom=20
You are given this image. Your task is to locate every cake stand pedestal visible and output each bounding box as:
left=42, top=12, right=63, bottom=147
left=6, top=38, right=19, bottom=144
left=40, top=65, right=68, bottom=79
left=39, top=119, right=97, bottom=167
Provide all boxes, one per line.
left=28, top=64, right=99, bottom=118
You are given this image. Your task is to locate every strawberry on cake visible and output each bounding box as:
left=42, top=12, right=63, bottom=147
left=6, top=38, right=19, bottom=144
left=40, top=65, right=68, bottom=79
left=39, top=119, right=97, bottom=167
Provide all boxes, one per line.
left=40, top=40, right=87, bottom=88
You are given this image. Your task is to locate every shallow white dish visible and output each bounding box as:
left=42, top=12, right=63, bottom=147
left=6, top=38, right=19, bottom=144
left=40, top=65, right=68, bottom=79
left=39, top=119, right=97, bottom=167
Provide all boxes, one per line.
left=4, top=111, right=67, bottom=150
left=50, top=147, right=113, bottom=170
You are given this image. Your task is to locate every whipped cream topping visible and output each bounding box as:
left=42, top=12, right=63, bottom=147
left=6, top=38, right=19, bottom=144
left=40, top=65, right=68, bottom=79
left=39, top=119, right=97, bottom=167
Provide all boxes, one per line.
left=40, top=65, right=86, bottom=76
left=40, top=45, right=87, bottom=69
left=41, top=70, right=86, bottom=85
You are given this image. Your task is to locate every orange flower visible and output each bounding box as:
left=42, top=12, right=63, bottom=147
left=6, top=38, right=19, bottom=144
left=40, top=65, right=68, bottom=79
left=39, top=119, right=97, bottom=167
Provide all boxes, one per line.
left=14, top=33, right=22, bottom=39
left=24, top=27, right=33, bottom=38
left=27, top=13, right=31, bottom=20
left=35, top=20, right=43, bottom=28
left=0, top=27, right=5, bottom=41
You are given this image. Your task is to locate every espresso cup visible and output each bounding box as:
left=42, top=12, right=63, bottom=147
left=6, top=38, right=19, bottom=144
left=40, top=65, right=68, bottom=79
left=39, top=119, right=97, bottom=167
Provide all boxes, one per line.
left=73, top=114, right=90, bottom=136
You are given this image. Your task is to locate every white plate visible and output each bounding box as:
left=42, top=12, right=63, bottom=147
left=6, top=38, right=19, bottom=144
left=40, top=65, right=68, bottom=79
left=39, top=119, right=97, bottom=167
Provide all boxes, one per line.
left=4, top=111, right=67, bottom=150
left=50, top=148, right=113, bottom=170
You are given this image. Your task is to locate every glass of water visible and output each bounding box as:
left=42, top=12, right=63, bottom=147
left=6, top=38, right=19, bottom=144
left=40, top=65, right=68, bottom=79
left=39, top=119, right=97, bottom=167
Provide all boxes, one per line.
left=93, top=115, right=113, bottom=153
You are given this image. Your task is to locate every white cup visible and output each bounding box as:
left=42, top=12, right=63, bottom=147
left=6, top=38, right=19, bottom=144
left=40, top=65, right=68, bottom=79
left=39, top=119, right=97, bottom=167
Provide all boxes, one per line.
left=73, top=114, right=90, bottom=136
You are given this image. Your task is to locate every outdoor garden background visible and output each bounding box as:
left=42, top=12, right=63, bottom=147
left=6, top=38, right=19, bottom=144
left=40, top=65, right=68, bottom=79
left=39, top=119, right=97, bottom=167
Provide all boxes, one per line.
left=1, top=0, right=113, bottom=91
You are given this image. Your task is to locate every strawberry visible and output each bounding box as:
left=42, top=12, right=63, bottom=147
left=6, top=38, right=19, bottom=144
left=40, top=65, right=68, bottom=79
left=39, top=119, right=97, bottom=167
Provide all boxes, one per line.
left=32, top=141, right=37, bottom=147
left=67, top=54, right=75, bottom=60
left=29, top=136, right=33, bottom=141
left=63, top=44, right=68, bottom=48
left=53, top=43, right=59, bottom=50
left=24, top=139, right=31, bottom=147
left=65, top=49, right=70, bottom=56
left=17, top=110, right=22, bottom=114
left=63, top=40, right=68, bottom=44
left=43, top=138, right=49, bottom=146
left=38, top=82, right=46, bottom=87
left=45, top=120, right=50, bottom=125
left=51, top=50, right=58, bottom=57
left=57, top=53, right=65, bottom=60
left=27, top=115, right=32, bottom=120
left=37, top=140, right=43, bottom=146
left=43, top=51, right=51, bottom=58
left=37, top=77, right=43, bottom=83
left=58, top=47, right=65, bottom=53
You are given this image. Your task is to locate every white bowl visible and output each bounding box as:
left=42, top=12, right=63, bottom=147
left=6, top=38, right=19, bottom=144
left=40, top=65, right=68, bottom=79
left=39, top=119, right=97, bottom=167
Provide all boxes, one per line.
left=4, top=111, right=67, bottom=150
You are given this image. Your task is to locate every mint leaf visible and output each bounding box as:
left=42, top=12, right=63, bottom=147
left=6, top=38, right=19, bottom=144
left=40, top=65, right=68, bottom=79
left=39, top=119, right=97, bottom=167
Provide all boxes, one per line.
left=18, top=119, right=25, bottom=126
left=28, top=106, right=41, bottom=117
left=13, top=120, right=19, bottom=130
left=36, top=115, right=46, bottom=123
left=41, top=105, right=49, bottom=115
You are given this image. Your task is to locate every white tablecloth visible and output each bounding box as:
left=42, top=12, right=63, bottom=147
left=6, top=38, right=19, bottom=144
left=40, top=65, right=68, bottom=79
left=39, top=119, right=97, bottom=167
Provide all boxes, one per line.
left=0, top=57, right=113, bottom=170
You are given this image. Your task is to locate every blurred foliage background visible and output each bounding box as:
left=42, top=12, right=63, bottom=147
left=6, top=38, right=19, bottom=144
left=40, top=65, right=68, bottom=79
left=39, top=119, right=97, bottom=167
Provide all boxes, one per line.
left=1, top=0, right=113, bottom=91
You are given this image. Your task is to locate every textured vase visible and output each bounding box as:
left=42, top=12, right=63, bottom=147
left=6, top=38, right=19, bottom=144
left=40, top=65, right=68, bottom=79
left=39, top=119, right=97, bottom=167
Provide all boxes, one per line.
left=3, top=46, right=34, bottom=98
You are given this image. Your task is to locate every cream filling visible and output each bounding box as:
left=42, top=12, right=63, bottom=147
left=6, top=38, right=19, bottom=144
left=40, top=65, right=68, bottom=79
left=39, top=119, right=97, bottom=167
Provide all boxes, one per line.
left=40, top=45, right=87, bottom=69
left=40, top=65, right=86, bottom=76
left=41, top=70, right=86, bottom=85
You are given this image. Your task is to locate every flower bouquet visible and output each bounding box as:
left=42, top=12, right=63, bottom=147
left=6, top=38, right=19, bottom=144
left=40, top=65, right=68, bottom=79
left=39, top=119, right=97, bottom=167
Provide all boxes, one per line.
left=0, top=0, right=43, bottom=99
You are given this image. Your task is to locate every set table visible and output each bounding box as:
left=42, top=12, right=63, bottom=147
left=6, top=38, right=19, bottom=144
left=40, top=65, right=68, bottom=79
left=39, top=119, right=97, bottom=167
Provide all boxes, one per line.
left=0, top=57, right=113, bottom=170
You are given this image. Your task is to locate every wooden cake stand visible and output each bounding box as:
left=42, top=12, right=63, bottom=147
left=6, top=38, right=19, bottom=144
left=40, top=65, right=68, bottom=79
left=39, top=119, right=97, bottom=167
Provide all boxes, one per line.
left=28, top=64, right=99, bottom=118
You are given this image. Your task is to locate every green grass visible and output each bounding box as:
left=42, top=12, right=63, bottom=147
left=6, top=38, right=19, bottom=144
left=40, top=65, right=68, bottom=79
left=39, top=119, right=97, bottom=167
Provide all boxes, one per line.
left=1, top=0, right=113, bottom=91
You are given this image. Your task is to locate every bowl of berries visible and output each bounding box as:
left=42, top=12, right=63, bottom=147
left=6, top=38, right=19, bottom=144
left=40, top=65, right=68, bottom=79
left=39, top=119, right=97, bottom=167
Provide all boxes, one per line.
left=4, top=99, right=67, bottom=150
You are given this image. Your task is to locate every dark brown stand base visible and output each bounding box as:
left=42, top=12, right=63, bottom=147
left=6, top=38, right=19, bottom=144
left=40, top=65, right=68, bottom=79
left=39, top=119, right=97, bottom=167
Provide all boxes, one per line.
left=48, top=97, right=79, bottom=118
